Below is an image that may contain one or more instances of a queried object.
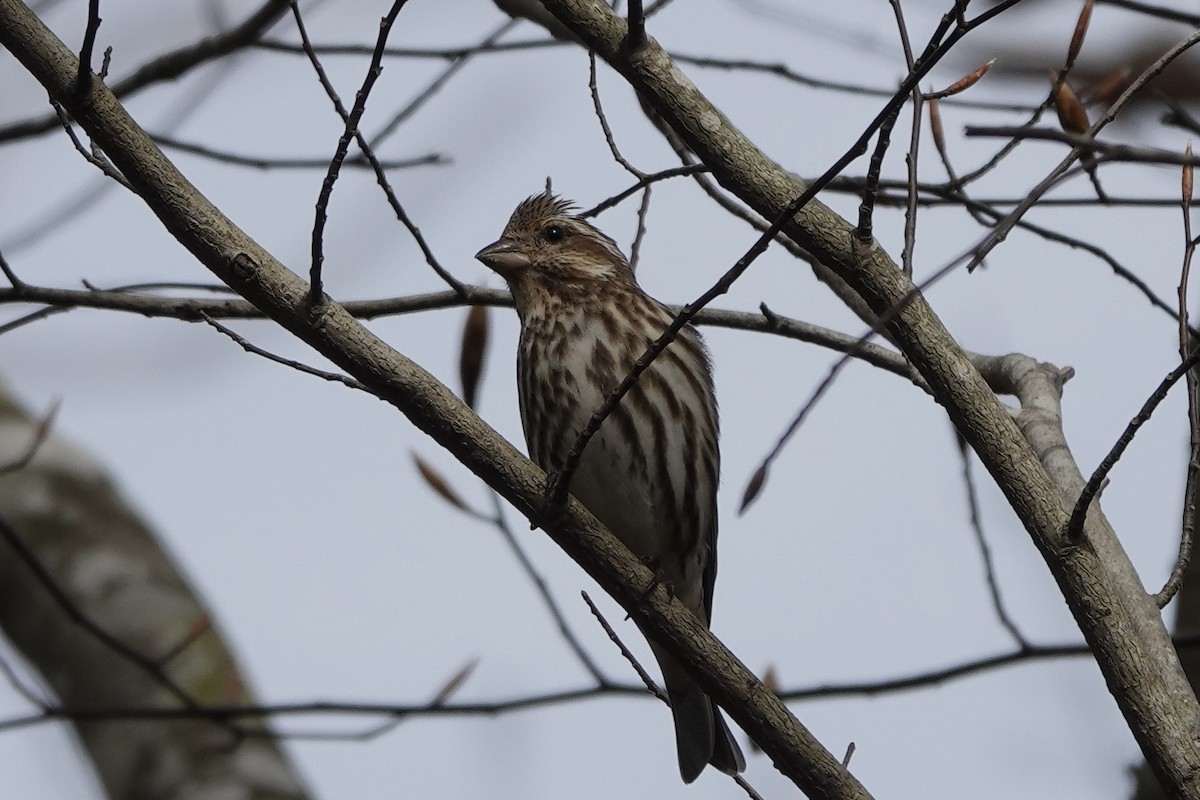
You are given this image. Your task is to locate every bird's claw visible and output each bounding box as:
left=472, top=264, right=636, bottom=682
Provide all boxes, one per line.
left=540, top=471, right=568, bottom=518
left=638, top=558, right=675, bottom=606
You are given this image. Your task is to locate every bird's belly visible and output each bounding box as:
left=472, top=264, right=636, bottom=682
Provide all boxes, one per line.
left=567, top=424, right=662, bottom=560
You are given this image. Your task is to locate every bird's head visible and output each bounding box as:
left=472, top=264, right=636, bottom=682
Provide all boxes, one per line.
left=475, top=191, right=633, bottom=290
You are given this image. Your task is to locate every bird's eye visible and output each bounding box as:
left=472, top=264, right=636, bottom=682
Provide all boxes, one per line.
left=543, top=224, right=565, bottom=243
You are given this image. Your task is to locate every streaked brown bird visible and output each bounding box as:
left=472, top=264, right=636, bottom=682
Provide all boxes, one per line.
left=475, top=191, right=744, bottom=783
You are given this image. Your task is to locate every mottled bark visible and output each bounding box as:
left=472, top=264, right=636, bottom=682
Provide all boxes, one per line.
left=0, top=387, right=309, bottom=800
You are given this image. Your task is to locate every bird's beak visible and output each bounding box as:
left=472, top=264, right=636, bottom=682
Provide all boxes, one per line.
left=475, top=238, right=531, bottom=276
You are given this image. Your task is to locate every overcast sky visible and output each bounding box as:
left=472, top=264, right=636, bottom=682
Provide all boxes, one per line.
left=1, top=1, right=1195, bottom=798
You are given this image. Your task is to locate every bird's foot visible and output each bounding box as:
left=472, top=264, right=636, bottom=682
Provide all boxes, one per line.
left=636, top=558, right=676, bottom=609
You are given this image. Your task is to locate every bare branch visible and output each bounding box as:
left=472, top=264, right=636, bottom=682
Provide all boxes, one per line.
left=0, top=0, right=290, bottom=142
left=955, top=431, right=1027, bottom=645
left=1068, top=346, right=1200, bottom=540
left=287, top=0, right=463, bottom=295
left=1161, top=145, right=1200, bottom=607
left=74, top=0, right=101, bottom=93
left=153, top=133, right=444, bottom=170
left=297, top=0, right=411, bottom=306
left=198, top=312, right=368, bottom=390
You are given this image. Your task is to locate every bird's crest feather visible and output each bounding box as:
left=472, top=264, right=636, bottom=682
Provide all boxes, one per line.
left=506, top=190, right=578, bottom=231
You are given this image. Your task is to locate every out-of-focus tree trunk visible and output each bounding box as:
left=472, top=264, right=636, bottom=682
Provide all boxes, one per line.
left=0, top=385, right=309, bottom=800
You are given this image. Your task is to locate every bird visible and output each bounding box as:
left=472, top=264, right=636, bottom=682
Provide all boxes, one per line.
left=475, top=190, right=745, bottom=783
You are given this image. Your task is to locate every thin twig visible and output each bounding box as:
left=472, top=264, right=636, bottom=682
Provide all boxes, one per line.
left=579, top=164, right=708, bottom=217
left=1157, top=149, right=1199, bottom=606
left=855, top=106, right=900, bottom=244
left=9, top=636, right=1200, bottom=735
left=288, top=0, right=463, bottom=295
left=153, top=133, right=444, bottom=171
left=1068, top=345, right=1200, bottom=540
left=198, top=313, right=368, bottom=390
left=50, top=102, right=132, bottom=189
left=75, top=0, right=101, bottom=94
left=0, top=307, right=71, bottom=336
left=302, top=0, right=410, bottom=306
left=955, top=431, right=1027, bottom=644
left=589, top=52, right=645, bottom=178
left=581, top=591, right=663, bottom=699
left=1095, top=0, right=1198, bottom=25
left=965, top=126, right=1200, bottom=168
left=887, top=0, right=920, bottom=276
left=367, top=21, right=518, bottom=148
left=489, top=496, right=609, bottom=683
left=628, top=186, right=652, bottom=273
left=333, top=659, right=480, bottom=742
left=158, top=616, right=213, bottom=667
left=825, top=179, right=1190, bottom=209
left=255, top=37, right=568, bottom=61
left=0, top=247, right=22, bottom=290
left=669, top=53, right=1032, bottom=113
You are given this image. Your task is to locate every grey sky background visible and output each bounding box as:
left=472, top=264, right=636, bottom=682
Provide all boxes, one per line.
left=0, top=0, right=1192, bottom=797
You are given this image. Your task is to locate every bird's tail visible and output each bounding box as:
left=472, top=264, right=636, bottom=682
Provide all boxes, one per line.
left=652, top=644, right=746, bottom=783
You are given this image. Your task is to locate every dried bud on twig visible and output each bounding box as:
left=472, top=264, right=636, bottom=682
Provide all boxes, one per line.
left=1053, top=74, right=1090, bottom=135
left=413, top=452, right=469, bottom=512
left=1185, top=141, right=1194, bottom=206
left=1087, top=67, right=1131, bottom=107
left=739, top=463, right=768, bottom=514
left=933, top=59, right=994, bottom=99
left=1067, top=0, right=1094, bottom=66
left=459, top=305, right=489, bottom=409
left=928, top=98, right=945, bottom=154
